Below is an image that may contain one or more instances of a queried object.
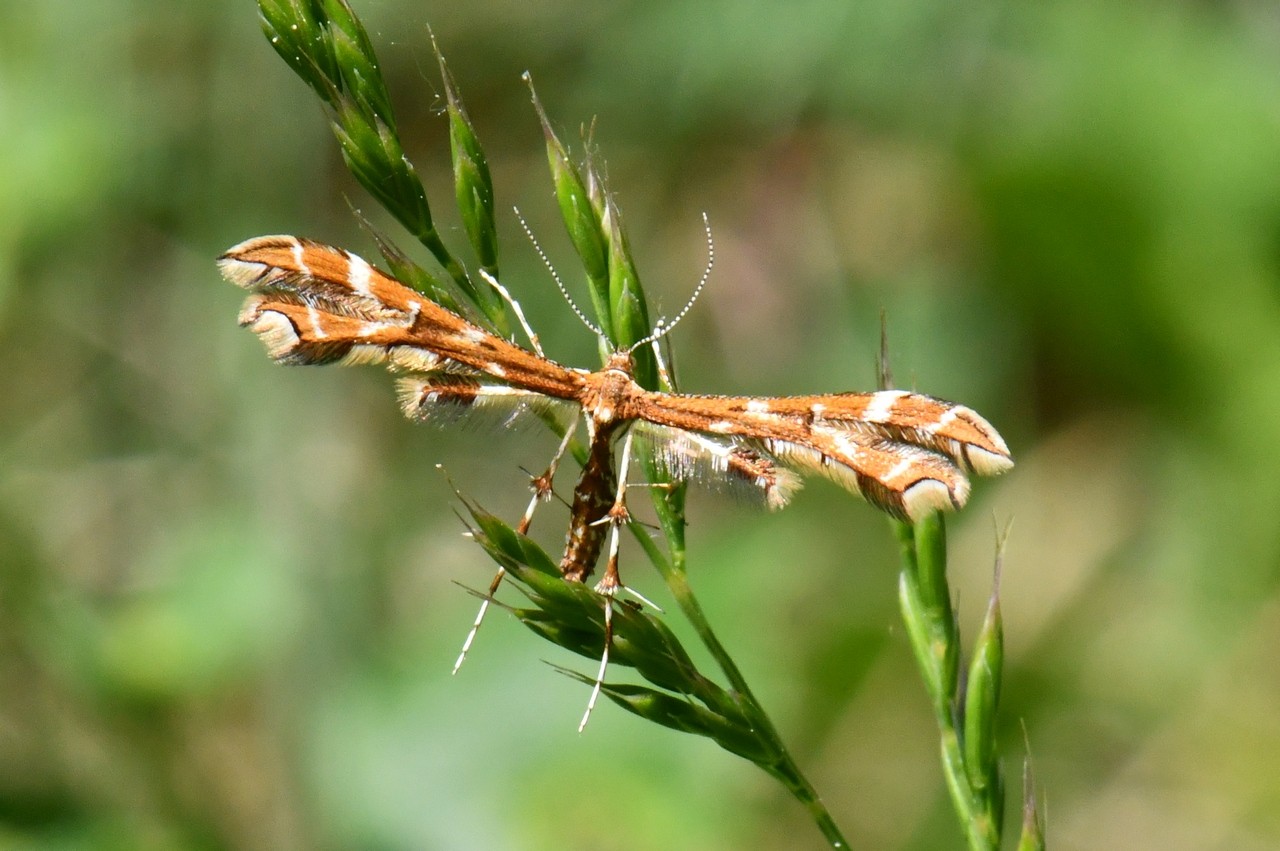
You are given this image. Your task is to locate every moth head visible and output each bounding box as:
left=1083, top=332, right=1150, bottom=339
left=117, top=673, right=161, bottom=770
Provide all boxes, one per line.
left=602, top=349, right=635, bottom=377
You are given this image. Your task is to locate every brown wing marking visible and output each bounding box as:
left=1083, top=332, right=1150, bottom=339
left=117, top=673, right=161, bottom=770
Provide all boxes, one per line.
left=219, top=235, right=587, bottom=400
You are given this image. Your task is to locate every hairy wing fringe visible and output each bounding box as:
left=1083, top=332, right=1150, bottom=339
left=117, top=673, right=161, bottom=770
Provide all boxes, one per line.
left=396, top=376, right=577, bottom=432
left=634, top=423, right=800, bottom=510
left=764, top=436, right=968, bottom=522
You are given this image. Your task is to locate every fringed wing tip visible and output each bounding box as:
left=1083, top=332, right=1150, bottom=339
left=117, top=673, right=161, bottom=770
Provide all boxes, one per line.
left=766, top=468, right=803, bottom=511
left=900, top=478, right=965, bottom=523
left=217, top=236, right=298, bottom=289
left=948, top=405, right=1013, bottom=476
left=239, top=305, right=302, bottom=362
left=965, top=443, right=1015, bottom=477
left=217, top=255, right=260, bottom=289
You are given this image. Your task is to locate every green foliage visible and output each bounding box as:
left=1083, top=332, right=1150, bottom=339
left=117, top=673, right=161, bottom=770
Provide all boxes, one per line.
left=258, top=0, right=504, bottom=326
left=253, top=2, right=854, bottom=844
left=896, top=515, right=1041, bottom=849
left=11, top=1, right=1280, bottom=848
left=528, top=83, right=658, bottom=388
left=441, top=50, right=499, bottom=281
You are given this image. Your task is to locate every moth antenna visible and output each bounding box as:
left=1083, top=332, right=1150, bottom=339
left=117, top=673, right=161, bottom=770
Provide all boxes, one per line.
left=629, top=212, right=714, bottom=353
left=514, top=206, right=604, bottom=339
left=477, top=268, right=544, bottom=357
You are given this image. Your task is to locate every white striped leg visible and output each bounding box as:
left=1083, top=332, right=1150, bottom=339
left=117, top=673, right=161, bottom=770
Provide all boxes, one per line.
left=592, top=432, right=633, bottom=597
left=580, top=431, right=669, bottom=732
left=477, top=268, right=544, bottom=357
left=578, top=598, right=613, bottom=733
left=452, top=424, right=577, bottom=676
left=451, top=566, right=508, bottom=676
left=520, top=424, right=577, bottom=534
left=649, top=320, right=676, bottom=390
left=578, top=432, right=633, bottom=732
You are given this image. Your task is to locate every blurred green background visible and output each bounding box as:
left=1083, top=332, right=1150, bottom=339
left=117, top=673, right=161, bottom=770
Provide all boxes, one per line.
left=4, top=1, right=1280, bottom=848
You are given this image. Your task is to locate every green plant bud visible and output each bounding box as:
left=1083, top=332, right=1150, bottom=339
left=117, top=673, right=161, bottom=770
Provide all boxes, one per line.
left=963, top=582, right=1004, bottom=805
left=526, top=78, right=612, bottom=337
left=441, top=58, right=498, bottom=279
left=1016, top=756, right=1045, bottom=851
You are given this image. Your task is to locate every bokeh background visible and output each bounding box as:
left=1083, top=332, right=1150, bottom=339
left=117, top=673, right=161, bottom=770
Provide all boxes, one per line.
left=4, top=1, right=1280, bottom=848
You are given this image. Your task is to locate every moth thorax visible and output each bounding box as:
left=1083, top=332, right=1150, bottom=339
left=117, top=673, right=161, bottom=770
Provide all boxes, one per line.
left=583, top=361, right=639, bottom=425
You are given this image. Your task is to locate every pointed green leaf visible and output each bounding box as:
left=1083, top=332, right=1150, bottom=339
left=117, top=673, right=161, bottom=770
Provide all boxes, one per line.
left=440, top=51, right=499, bottom=281
left=527, top=76, right=612, bottom=339
left=601, top=198, right=658, bottom=388
left=1017, top=755, right=1046, bottom=851
left=963, top=575, right=1004, bottom=809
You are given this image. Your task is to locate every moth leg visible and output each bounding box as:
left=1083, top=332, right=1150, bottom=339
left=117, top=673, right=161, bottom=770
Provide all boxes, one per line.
left=578, top=597, right=613, bottom=733
left=591, top=431, right=662, bottom=610
left=477, top=268, right=544, bottom=357
left=452, top=424, right=577, bottom=676
left=451, top=566, right=509, bottom=677
left=648, top=319, right=676, bottom=391
left=519, top=424, right=577, bottom=534
left=576, top=431, right=635, bottom=732
left=592, top=431, right=634, bottom=595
